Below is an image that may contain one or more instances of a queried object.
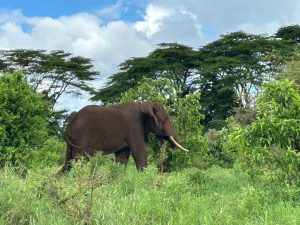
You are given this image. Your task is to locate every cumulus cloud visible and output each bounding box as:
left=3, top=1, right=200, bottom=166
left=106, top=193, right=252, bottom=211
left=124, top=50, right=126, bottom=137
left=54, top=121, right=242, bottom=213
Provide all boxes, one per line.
left=96, top=0, right=124, bottom=20
left=0, top=11, right=152, bottom=80
left=149, top=0, right=300, bottom=36
left=134, top=4, right=208, bottom=47
left=134, top=4, right=173, bottom=37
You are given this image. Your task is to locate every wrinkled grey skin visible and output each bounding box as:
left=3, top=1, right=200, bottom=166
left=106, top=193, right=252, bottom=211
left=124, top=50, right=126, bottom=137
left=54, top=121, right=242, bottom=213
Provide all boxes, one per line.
left=57, top=101, right=180, bottom=173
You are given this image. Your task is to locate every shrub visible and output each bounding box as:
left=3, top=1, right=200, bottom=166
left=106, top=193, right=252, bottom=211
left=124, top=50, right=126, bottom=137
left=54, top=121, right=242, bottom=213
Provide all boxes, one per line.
left=0, top=72, right=51, bottom=167
left=205, top=128, right=230, bottom=166
left=235, top=80, right=300, bottom=183
left=27, top=138, right=65, bottom=169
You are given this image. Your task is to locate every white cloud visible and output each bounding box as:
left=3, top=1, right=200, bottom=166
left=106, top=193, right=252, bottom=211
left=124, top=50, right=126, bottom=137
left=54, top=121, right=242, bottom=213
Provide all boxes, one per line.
left=0, top=11, right=152, bottom=78
left=149, top=0, right=300, bottom=36
left=134, top=4, right=210, bottom=47
left=0, top=22, right=32, bottom=48
left=2, top=1, right=299, bottom=79
left=134, top=4, right=173, bottom=37
left=96, top=0, right=124, bottom=20
left=0, top=9, right=28, bottom=24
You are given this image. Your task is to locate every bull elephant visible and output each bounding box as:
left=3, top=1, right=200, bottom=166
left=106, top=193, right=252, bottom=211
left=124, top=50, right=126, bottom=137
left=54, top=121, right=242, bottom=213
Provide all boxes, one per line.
left=57, top=101, right=188, bottom=174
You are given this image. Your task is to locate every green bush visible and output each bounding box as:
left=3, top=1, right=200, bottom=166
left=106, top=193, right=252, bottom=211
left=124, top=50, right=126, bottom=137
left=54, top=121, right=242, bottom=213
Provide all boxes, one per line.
left=0, top=72, right=51, bottom=167
left=205, top=128, right=231, bottom=167
left=277, top=50, right=300, bottom=89
left=27, top=138, right=65, bottom=169
left=231, top=80, right=300, bottom=183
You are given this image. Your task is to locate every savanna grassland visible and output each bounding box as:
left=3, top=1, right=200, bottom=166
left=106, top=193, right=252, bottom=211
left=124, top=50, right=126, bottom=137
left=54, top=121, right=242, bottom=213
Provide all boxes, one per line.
left=1, top=158, right=300, bottom=225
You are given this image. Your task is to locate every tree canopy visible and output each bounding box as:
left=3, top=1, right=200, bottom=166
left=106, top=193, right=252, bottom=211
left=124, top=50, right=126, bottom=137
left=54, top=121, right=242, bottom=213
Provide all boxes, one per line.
left=91, top=43, right=200, bottom=103
left=198, top=31, right=293, bottom=125
left=0, top=49, right=99, bottom=108
left=92, top=29, right=295, bottom=128
left=275, top=25, right=300, bottom=44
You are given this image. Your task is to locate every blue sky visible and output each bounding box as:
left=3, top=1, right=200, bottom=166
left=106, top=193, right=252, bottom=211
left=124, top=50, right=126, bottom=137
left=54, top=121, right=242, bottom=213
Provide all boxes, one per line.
left=1, top=0, right=147, bottom=21
left=1, top=0, right=300, bottom=110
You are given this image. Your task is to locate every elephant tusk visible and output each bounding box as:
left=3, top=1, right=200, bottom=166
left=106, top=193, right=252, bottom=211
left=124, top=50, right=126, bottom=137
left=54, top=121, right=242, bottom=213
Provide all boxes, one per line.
left=169, top=136, right=189, bottom=152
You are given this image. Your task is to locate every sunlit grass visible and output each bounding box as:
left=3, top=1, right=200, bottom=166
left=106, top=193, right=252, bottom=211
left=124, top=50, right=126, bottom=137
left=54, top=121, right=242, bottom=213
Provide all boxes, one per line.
left=0, top=160, right=299, bottom=225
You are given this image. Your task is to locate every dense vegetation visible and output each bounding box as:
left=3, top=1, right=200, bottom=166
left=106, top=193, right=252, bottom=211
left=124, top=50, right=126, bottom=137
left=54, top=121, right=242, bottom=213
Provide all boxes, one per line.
left=0, top=25, right=300, bottom=224
left=1, top=161, right=300, bottom=225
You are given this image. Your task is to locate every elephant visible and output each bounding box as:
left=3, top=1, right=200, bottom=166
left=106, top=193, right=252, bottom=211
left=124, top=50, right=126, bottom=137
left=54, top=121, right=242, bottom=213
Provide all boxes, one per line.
left=57, top=101, right=189, bottom=174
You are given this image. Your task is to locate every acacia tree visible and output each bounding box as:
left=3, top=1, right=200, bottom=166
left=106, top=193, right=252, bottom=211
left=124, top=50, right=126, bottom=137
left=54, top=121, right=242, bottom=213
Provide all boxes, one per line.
left=198, top=31, right=292, bottom=126
left=92, top=43, right=201, bottom=103
left=275, top=25, right=300, bottom=44
left=0, top=49, right=99, bottom=108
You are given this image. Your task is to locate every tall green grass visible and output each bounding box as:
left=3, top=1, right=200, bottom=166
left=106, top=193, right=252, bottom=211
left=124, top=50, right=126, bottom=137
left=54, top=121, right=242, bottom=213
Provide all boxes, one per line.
left=0, top=158, right=299, bottom=225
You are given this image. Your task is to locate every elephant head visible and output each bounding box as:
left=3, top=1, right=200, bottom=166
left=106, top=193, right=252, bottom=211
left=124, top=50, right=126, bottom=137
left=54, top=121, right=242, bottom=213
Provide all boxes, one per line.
left=141, top=101, right=189, bottom=152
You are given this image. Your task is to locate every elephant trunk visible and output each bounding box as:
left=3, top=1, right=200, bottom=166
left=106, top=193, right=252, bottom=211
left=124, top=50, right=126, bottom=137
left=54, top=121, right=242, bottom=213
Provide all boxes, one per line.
left=162, top=120, right=189, bottom=152
left=169, top=136, right=189, bottom=152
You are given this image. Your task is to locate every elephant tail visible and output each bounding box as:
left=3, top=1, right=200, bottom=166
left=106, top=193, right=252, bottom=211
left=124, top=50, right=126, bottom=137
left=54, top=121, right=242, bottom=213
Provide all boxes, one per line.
left=64, top=131, right=93, bottom=149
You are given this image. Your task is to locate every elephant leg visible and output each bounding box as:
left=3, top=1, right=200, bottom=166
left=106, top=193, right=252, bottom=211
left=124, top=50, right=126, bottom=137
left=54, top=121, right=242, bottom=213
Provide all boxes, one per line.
left=115, top=147, right=130, bottom=164
left=56, top=144, right=73, bottom=176
left=129, top=138, right=147, bottom=171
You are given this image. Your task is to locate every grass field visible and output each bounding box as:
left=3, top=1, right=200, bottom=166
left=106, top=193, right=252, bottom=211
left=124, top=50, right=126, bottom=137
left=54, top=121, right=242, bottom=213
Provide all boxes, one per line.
left=1, top=159, right=300, bottom=225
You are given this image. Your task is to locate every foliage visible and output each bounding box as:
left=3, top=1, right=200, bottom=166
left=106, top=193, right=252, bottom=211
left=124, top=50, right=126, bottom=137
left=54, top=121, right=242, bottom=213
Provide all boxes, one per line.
left=232, top=106, right=257, bottom=126
left=234, top=80, right=300, bottom=183
left=248, top=80, right=300, bottom=149
left=92, top=43, right=200, bottom=104
left=275, top=25, right=300, bottom=44
left=0, top=49, right=99, bottom=108
left=1, top=163, right=300, bottom=225
left=166, top=92, right=207, bottom=170
left=48, top=159, right=113, bottom=224
left=205, top=128, right=230, bottom=166
left=121, top=77, right=178, bottom=107
left=27, top=138, right=65, bottom=169
left=277, top=48, right=300, bottom=89
left=199, top=31, right=292, bottom=125
left=48, top=109, right=69, bottom=138
left=0, top=72, right=51, bottom=167
left=203, top=116, right=246, bottom=168
left=121, top=77, right=207, bottom=171
left=94, top=31, right=294, bottom=129
left=172, top=92, right=204, bottom=137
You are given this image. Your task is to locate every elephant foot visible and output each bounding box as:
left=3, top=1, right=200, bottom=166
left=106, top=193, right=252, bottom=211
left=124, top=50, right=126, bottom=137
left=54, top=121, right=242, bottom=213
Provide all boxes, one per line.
left=55, top=163, right=72, bottom=177
left=115, top=148, right=130, bottom=164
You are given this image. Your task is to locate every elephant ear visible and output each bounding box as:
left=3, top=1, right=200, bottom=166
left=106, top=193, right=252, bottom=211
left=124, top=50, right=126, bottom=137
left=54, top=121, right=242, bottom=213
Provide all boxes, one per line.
left=141, top=101, right=159, bottom=127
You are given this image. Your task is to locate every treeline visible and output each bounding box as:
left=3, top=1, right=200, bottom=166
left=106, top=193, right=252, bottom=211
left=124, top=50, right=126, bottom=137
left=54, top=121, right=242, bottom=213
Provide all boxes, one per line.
left=1, top=25, right=299, bottom=128
left=0, top=25, right=300, bottom=184
left=92, top=25, right=300, bottom=128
